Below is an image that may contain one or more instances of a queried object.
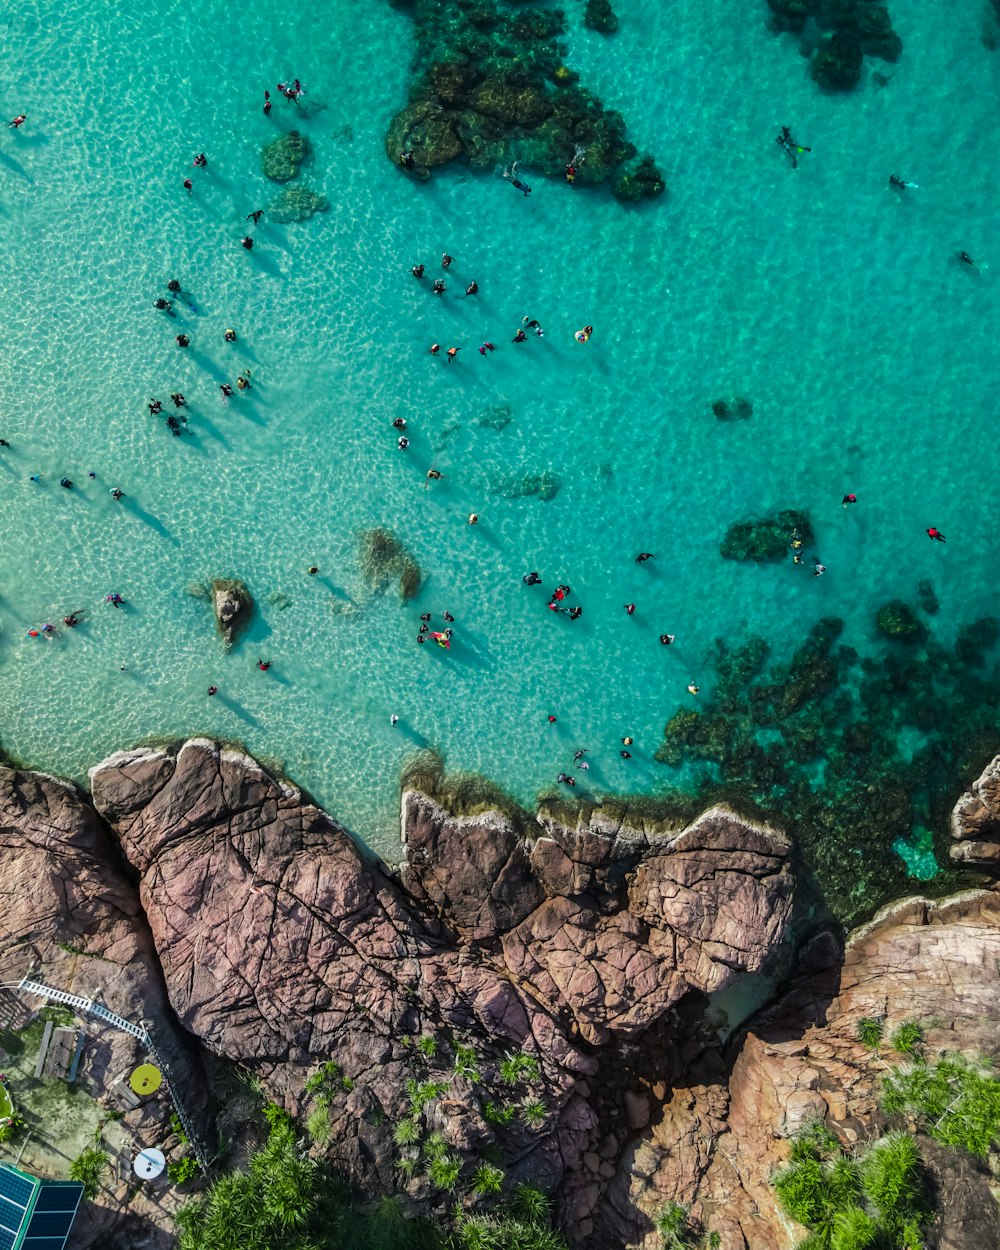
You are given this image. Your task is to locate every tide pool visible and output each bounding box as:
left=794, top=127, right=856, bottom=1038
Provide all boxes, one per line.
left=1, top=0, right=999, bottom=861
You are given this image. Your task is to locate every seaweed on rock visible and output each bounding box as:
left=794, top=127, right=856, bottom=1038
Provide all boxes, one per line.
left=383, top=0, right=664, bottom=196
left=654, top=600, right=1000, bottom=927
left=720, top=508, right=813, bottom=563
left=358, top=527, right=422, bottom=601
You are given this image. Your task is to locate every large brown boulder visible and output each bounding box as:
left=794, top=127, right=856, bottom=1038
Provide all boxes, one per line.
left=211, top=577, right=254, bottom=648
left=951, top=754, right=1000, bottom=865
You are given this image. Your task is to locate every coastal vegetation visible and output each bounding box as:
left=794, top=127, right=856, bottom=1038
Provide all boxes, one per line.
left=881, top=1053, right=1000, bottom=1159
left=772, top=1122, right=929, bottom=1249
left=175, top=1103, right=567, bottom=1250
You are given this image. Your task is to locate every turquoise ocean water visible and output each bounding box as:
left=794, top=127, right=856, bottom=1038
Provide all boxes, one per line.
left=1, top=0, right=999, bottom=855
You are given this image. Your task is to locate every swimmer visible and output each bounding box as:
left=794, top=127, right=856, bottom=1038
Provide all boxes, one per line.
left=565, top=163, right=576, bottom=184
left=220, top=383, right=233, bottom=400
left=426, top=469, right=444, bottom=480
left=842, top=493, right=857, bottom=506
left=29, top=474, right=40, bottom=483
left=59, top=477, right=73, bottom=489
left=263, top=90, right=272, bottom=115
left=813, top=563, right=826, bottom=577
left=573, top=749, right=588, bottom=761
left=148, top=399, right=163, bottom=414
left=419, top=624, right=429, bottom=634
left=432, top=279, right=446, bottom=295
left=393, top=417, right=407, bottom=430
left=622, top=737, right=633, bottom=746
left=524, top=318, right=543, bottom=337
left=569, top=606, right=582, bottom=619
left=417, top=634, right=426, bottom=644
left=399, top=150, right=415, bottom=169
left=420, top=613, right=431, bottom=622
left=398, top=436, right=409, bottom=449
left=41, top=623, right=56, bottom=634
left=441, top=253, right=453, bottom=268
left=193, top=153, right=207, bottom=167
left=165, top=415, right=182, bottom=435
left=183, top=178, right=193, bottom=194
left=241, top=236, right=254, bottom=250
left=468, top=513, right=479, bottom=525
left=175, top=334, right=190, bottom=348
left=465, top=281, right=478, bottom=296
left=63, top=611, right=84, bottom=627
left=776, top=125, right=810, bottom=169
left=430, top=343, right=441, bottom=355
left=889, top=174, right=917, bottom=191
left=224, top=329, right=237, bottom=342
left=167, top=279, right=182, bottom=293
left=926, top=527, right=946, bottom=542
left=503, top=162, right=532, bottom=195
left=635, top=552, right=655, bottom=562
left=957, top=251, right=977, bottom=269
left=308, top=566, right=319, bottom=575
left=88, top=471, right=96, bottom=479
left=659, top=633, right=675, bottom=645
left=624, top=603, right=636, bottom=615
left=390, top=714, right=399, bottom=727
left=687, top=683, right=699, bottom=695
left=577, top=760, right=590, bottom=770
left=443, top=611, right=454, bottom=623
left=547, top=714, right=557, bottom=723
left=110, top=487, right=124, bottom=500
left=8, top=114, right=26, bottom=128
left=523, top=572, right=541, bottom=585
left=106, top=592, right=125, bottom=608
left=513, top=329, right=527, bottom=343
left=236, top=373, right=251, bottom=391
left=0, top=439, right=8, bottom=447
left=258, top=660, right=272, bottom=671
left=208, top=685, right=218, bottom=696
left=412, top=264, right=425, bottom=279
left=620, top=750, right=632, bottom=759
left=557, top=773, right=576, bottom=786
left=152, top=297, right=172, bottom=312
left=246, top=210, right=264, bottom=225
left=479, top=341, right=497, bottom=355
left=446, top=347, right=460, bottom=362
left=170, top=393, right=186, bottom=407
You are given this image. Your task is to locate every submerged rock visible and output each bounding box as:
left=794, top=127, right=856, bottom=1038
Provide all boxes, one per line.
left=613, top=154, right=666, bottom=202
left=584, top=0, right=619, bottom=33
left=267, top=185, right=330, bottom=224
left=491, top=470, right=561, bottom=502
left=261, top=129, right=311, bottom=182
left=712, top=395, right=753, bottom=421
left=876, top=598, right=927, bottom=642
left=720, top=509, right=813, bottom=562
left=811, top=30, right=864, bottom=89
left=475, top=403, right=512, bottom=430
left=212, top=578, right=254, bottom=648
left=358, top=526, right=421, bottom=600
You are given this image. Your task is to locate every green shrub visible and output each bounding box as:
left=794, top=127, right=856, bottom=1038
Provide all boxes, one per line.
left=654, top=1201, right=691, bottom=1248
left=170, top=1112, right=190, bottom=1144
left=511, top=1183, right=550, bottom=1226
left=498, top=1053, right=540, bottom=1086
left=70, top=1148, right=107, bottom=1199
left=394, top=1117, right=421, bottom=1147
left=880, top=1053, right=1000, bottom=1158
left=520, top=1099, right=547, bottom=1128
left=859, top=1132, right=926, bottom=1235
left=452, top=1214, right=567, bottom=1250
left=428, top=1154, right=461, bottom=1191
left=168, top=1156, right=201, bottom=1186
left=454, top=1044, right=480, bottom=1082
left=483, top=1100, right=516, bottom=1127
left=306, top=1105, right=331, bottom=1146
left=471, top=1163, right=505, bottom=1196
left=406, top=1078, right=448, bottom=1113
left=856, top=1017, right=885, bottom=1051
left=417, top=1035, right=438, bottom=1059
left=889, top=1021, right=924, bottom=1057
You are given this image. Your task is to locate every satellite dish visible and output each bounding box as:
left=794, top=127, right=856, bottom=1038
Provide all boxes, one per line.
left=133, top=1148, right=165, bottom=1180
left=129, top=1063, right=162, bottom=1095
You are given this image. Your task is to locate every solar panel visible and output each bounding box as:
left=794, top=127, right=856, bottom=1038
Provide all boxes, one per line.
left=22, top=1215, right=70, bottom=1238
left=0, top=1200, right=23, bottom=1234
left=0, top=1171, right=32, bottom=1212
left=22, top=1240, right=66, bottom=1250
left=31, top=1187, right=81, bottom=1215
left=0, top=1228, right=18, bottom=1250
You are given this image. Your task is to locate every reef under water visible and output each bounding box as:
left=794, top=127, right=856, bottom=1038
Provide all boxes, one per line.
left=383, top=0, right=665, bottom=200
left=764, top=0, right=902, bottom=91
left=653, top=597, right=1000, bottom=927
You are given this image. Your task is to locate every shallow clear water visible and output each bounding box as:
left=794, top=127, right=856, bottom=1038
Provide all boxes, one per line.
left=1, top=0, right=999, bottom=855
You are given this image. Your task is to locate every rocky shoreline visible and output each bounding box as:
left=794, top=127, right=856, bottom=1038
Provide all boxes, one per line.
left=1, top=738, right=999, bottom=1247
